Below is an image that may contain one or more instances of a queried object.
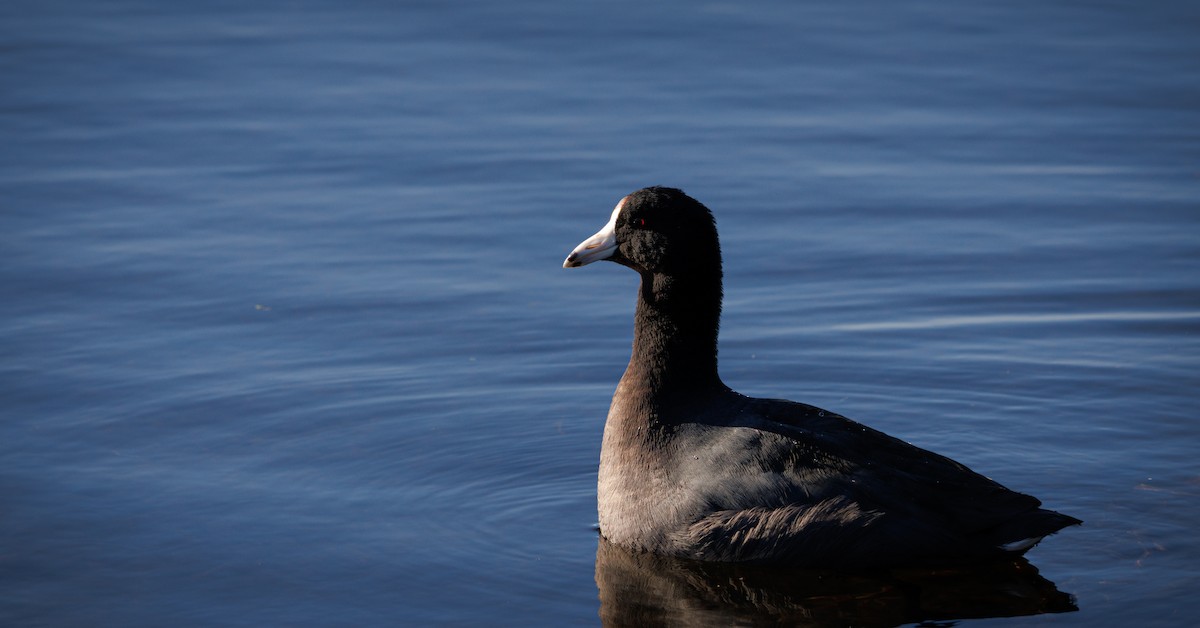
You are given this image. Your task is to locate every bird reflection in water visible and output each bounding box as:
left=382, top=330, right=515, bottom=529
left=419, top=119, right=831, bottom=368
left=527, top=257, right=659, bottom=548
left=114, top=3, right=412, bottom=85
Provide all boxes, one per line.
left=595, top=536, right=1076, bottom=627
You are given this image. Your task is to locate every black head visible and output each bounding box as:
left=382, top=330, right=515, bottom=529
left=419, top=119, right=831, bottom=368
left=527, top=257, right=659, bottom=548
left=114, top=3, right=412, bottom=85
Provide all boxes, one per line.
left=563, top=187, right=721, bottom=276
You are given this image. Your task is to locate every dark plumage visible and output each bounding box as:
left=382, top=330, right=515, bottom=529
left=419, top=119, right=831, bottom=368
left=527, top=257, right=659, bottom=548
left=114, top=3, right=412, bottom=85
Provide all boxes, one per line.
left=563, top=186, right=1079, bottom=568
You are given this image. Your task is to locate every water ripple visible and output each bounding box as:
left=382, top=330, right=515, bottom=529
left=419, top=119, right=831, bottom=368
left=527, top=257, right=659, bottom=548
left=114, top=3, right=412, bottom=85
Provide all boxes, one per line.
left=828, top=309, right=1200, bottom=332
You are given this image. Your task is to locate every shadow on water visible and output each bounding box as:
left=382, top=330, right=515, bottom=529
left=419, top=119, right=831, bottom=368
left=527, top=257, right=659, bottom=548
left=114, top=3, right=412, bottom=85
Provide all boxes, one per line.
left=595, top=537, right=1076, bottom=627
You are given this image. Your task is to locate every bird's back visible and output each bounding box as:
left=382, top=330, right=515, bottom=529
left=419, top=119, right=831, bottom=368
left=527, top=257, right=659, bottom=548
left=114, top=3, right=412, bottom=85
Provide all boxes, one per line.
left=600, top=393, right=1080, bottom=567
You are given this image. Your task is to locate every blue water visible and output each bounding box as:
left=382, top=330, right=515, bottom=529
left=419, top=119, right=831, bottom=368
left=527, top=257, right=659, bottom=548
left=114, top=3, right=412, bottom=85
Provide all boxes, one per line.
left=2, top=1, right=1198, bottom=625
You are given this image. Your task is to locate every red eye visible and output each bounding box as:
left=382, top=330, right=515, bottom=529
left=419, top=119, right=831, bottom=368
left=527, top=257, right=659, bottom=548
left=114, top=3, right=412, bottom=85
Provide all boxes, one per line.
left=638, top=218, right=646, bottom=227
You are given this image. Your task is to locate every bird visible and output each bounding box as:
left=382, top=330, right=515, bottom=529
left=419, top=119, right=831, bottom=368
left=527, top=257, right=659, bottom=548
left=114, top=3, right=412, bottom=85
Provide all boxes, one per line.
left=562, top=186, right=1079, bottom=568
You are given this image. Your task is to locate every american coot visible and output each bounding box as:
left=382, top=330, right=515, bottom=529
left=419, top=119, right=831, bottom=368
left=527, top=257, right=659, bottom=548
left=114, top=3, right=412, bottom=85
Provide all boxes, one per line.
left=563, top=186, right=1079, bottom=568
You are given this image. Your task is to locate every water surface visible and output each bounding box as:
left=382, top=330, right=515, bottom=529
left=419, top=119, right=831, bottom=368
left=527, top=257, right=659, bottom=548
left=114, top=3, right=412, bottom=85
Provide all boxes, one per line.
left=3, top=1, right=1198, bottom=626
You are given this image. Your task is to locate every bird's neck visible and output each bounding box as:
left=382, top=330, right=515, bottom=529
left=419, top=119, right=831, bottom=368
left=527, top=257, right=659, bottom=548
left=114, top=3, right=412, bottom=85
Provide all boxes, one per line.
left=621, top=270, right=726, bottom=404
